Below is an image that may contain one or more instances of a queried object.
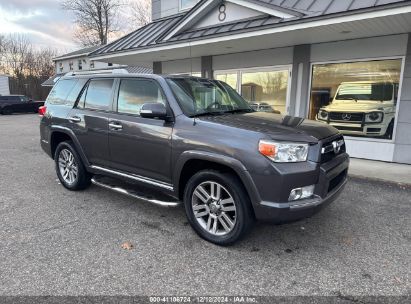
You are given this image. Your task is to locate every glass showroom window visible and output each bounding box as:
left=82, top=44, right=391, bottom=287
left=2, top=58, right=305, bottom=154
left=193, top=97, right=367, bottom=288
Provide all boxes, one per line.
left=215, top=73, right=238, bottom=91
left=310, top=59, right=402, bottom=139
left=180, top=0, right=199, bottom=11
left=241, top=69, right=290, bottom=114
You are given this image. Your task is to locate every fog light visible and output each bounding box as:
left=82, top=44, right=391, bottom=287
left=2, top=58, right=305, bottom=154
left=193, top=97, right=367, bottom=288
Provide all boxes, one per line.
left=289, top=185, right=315, bottom=201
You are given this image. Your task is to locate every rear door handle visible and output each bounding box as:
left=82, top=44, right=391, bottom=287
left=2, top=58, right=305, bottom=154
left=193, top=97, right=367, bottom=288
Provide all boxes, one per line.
left=68, top=116, right=81, bottom=123
left=109, top=122, right=123, bottom=130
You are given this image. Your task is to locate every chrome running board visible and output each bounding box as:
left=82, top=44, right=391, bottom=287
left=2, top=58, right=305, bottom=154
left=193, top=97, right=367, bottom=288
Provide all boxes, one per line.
left=90, top=165, right=174, bottom=191
left=91, top=175, right=180, bottom=207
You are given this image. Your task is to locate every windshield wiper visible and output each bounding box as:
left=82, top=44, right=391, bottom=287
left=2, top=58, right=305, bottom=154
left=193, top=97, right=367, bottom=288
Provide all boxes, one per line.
left=190, top=111, right=226, bottom=118
left=223, top=108, right=254, bottom=114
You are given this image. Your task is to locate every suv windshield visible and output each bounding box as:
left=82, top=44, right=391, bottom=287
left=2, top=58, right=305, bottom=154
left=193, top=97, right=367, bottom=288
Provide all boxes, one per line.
left=166, top=77, right=252, bottom=117
left=335, top=83, right=394, bottom=101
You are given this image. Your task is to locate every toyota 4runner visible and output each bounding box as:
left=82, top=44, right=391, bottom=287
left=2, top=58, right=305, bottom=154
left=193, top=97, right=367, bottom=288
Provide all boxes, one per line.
left=40, top=71, right=349, bottom=245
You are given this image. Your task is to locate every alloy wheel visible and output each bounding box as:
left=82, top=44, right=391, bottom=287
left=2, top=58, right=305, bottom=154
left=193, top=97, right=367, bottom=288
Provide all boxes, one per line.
left=58, top=148, right=78, bottom=185
left=191, top=181, right=237, bottom=236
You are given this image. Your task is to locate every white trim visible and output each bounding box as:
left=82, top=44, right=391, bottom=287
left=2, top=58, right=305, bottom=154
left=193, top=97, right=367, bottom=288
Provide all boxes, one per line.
left=179, top=0, right=200, bottom=12
left=228, top=0, right=296, bottom=19
left=306, top=55, right=406, bottom=146
left=167, top=0, right=296, bottom=41
left=214, top=65, right=293, bottom=115
left=392, top=54, right=407, bottom=143
left=91, top=6, right=411, bottom=61
left=165, top=0, right=218, bottom=41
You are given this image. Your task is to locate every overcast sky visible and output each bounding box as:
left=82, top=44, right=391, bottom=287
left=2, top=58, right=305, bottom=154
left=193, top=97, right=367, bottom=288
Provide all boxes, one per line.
left=0, top=0, right=79, bottom=52
left=0, top=0, right=140, bottom=55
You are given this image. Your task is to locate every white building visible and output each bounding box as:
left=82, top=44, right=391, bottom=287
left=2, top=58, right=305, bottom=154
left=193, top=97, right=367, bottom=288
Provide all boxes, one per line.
left=43, top=46, right=152, bottom=86
left=54, top=46, right=121, bottom=74
left=0, top=75, right=10, bottom=95
left=89, top=0, right=411, bottom=164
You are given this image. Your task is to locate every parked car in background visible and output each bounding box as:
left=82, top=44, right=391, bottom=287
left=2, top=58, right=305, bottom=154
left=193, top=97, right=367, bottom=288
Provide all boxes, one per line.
left=0, top=95, right=44, bottom=115
left=40, top=73, right=348, bottom=245
left=316, top=81, right=398, bottom=139
left=250, top=102, right=281, bottom=114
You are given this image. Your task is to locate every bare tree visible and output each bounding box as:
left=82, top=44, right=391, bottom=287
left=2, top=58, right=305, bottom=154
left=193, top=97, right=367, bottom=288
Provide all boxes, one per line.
left=130, top=0, right=151, bottom=27
left=3, top=34, right=33, bottom=78
left=61, top=0, right=122, bottom=46
left=0, top=34, right=57, bottom=99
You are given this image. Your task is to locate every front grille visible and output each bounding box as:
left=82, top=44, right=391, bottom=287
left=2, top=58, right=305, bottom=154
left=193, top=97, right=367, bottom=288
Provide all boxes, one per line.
left=328, top=169, right=347, bottom=193
left=321, top=135, right=346, bottom=163
left=329, top=112, right=364, bottom=122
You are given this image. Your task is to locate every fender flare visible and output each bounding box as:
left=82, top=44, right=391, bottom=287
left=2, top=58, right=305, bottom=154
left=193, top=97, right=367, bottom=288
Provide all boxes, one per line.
left=49, top=125, right=90, bottom=167
left=173, top=150, right=261, bottom=205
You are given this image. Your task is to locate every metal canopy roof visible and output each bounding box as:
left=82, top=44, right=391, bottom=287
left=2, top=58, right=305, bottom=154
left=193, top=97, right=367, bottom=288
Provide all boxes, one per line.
left=53, top=46, right=101, bottom=61
left=90, top=0, right=409, bottom=58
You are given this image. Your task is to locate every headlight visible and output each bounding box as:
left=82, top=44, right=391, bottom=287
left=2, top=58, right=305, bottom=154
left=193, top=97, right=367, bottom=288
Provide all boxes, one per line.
left=318, top=110, right=328, bottom=120
left=365, top=112, right=383, bottom=123
left=259, top=140, right=309, bottom=163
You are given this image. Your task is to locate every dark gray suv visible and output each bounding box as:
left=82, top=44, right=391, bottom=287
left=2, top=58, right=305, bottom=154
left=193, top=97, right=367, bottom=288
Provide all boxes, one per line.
left=40, top=72, right=349, bottom=245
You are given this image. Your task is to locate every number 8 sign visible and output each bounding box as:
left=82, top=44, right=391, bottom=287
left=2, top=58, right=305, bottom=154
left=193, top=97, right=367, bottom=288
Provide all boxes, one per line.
left=218, top=4, right=226, bottom=22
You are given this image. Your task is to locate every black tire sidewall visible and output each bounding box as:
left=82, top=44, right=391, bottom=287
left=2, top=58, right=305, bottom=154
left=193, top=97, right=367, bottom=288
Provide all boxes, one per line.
left=384, top=120, right=394, bottom=139
left=183, top=170, right=252, bottom=245
left=54, top=141, right=90, bottom=191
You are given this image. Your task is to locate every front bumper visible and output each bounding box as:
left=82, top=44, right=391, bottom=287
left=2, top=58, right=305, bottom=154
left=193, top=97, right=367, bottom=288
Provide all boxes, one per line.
left=252, top=152, right=349, bottom=223
left=318, top=121, right=387, bottom=137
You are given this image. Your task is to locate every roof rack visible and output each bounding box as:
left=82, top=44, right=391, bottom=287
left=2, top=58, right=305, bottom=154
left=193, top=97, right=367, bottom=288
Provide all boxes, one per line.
left=64, top=69, right=129, bottom=77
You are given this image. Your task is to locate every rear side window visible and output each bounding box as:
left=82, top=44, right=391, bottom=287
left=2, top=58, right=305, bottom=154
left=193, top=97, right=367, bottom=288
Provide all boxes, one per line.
left=84, top=79, right=114, bottom=110
left=117, top=79, right=165, bottom=115
left=47, top=79, right=78, bottom=105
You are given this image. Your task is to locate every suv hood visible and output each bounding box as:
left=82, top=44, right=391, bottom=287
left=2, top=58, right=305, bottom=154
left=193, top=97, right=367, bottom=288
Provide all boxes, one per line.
left=324, top=101, right=393, bottom=112
left=197, top=112, right=338, bottom=141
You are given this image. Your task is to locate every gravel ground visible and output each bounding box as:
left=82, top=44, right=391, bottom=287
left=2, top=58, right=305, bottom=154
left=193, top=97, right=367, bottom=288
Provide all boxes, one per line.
left=0, top=114, right=410, bottom=297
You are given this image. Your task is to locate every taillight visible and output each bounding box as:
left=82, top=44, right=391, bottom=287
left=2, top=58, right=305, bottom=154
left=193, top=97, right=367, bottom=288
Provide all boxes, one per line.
left=38, top=105, right=47, bottom=116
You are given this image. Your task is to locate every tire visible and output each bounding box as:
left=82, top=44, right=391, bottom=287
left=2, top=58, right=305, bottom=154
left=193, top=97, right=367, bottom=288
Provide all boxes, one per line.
left=183, top=170, right=254, bottom=245
left=1, top=108, right=12, bottom=115
left=54, top=141, right=91, bottom=191
left=383, top=120, right=394, bottom=140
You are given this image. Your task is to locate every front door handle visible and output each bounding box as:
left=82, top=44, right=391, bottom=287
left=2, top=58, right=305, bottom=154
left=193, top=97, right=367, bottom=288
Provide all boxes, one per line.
left=68, top=116, right=81, bottom=123
left=109, top=122, right=123, bottom=130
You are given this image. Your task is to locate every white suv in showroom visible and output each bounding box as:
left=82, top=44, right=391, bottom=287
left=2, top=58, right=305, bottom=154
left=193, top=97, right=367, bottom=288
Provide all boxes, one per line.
left=316, top=81, right=399, bottom=139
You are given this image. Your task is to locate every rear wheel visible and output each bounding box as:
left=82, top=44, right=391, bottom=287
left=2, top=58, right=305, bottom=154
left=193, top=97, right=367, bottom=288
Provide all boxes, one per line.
left=1, top=108, right=12, bottom=115
left=183, top=170, right=254, bottom=245
left=54, top=141, right=91, bottom=190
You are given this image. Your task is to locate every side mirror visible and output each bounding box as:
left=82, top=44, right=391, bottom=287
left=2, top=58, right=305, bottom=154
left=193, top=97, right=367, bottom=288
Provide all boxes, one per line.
left=140, top=103, right=168, bottom=119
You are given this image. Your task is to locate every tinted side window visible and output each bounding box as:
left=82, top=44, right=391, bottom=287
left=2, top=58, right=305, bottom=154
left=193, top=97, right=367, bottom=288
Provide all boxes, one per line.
left=117, top=79, right=165, bottom=115
left=47, top=79, right=78, bottom=105
left=84, top=79, right=114, bottom=110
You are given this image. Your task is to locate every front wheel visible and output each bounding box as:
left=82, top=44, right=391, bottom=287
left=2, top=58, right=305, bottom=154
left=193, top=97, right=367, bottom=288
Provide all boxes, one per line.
left=183, top=170, right=254, bottom=245
left=54, top=141, right=91, bottom=191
